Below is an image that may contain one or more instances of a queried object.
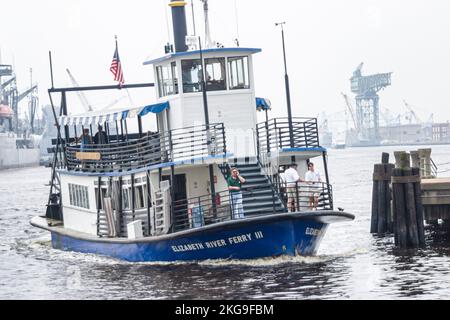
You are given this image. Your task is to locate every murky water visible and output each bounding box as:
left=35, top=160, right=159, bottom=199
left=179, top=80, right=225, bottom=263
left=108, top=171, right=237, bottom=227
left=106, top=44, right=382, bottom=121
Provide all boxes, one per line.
left=1, top=145, right=450, bottom=300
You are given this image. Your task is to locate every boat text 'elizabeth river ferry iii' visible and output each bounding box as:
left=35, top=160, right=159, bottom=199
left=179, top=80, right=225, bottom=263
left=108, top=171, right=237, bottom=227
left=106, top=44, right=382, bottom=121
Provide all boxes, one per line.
left=31, top=0, right=354, bottom=262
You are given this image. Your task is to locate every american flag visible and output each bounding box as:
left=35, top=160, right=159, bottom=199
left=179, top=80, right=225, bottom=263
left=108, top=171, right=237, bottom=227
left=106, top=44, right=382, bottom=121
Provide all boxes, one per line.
left=110, top=43, right=125, bottom=87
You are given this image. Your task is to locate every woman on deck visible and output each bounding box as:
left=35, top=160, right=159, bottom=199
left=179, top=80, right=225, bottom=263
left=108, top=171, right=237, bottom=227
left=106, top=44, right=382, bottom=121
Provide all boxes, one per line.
left=228, top=168, right=246, bottom=220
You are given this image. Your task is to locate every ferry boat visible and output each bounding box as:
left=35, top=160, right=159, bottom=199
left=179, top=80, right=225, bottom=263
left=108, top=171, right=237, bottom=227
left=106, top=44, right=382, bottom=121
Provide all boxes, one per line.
left=31, top=0, right=354, bottom=262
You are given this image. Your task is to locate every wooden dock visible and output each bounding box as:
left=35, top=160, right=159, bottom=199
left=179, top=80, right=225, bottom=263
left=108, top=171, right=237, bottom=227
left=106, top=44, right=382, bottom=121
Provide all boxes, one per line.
left=422, top=178, right=450, bottom=223
left=370, top=149, right=450, bottom=248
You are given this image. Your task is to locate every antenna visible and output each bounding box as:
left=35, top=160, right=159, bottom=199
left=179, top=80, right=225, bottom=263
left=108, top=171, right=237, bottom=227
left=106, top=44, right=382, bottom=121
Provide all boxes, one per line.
left=49, top=51, right=55, bottom=89
left=164, top=1, right=172, bottom=45
left=234, top=0, right=240, bottom=46
left=191, top=0, right=197, bottom=36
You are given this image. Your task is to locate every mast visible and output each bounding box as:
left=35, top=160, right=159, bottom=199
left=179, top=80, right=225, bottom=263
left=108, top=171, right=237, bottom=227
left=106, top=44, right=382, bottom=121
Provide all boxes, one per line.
left=200, top=0, right=212, bottom=48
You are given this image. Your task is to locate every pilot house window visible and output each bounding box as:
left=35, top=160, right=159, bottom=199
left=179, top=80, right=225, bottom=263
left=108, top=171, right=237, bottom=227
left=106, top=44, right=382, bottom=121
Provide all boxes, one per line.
left=156, top=62, right=178, bottom=98
left=228, top=56, right=250, bottom=90
left=182, top=59, right=202, bottom=93
left=205, top=58, right=226, bottom=91
left=182, top=58, right=226, bottom=93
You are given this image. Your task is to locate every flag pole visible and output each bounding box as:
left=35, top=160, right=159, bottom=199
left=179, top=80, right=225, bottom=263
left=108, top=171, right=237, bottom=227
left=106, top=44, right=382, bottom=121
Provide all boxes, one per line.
left=115, top=35, right=133, bottom=103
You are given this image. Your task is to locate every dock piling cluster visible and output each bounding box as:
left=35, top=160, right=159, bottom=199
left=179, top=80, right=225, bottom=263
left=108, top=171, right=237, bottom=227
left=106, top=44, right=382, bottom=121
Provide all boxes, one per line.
left=371, top=151, right=426, bottom=249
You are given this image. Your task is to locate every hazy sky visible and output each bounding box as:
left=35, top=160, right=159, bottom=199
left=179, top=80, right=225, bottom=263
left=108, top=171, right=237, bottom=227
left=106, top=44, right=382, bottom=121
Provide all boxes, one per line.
left=1, top=0, right=449, bottom=127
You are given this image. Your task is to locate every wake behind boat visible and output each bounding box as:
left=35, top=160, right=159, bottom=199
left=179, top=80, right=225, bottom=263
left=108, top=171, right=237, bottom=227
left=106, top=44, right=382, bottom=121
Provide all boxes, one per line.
left=31, top=0, right=354, bottom=262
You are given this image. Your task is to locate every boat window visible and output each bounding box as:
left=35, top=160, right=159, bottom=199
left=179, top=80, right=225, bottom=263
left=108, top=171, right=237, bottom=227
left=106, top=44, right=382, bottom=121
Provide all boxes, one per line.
left=205, top=58, right=226, bottom=91
left=228, top=56, right=250, bottom=90
left=135, top=185, right=145, bottom=209
left=182, top=59, right=202, bottom=93
left=122, top=188, right=131, bottom=210
left=182, top=58, right=227, bottom=93
left=69, top=183, right=90, bottom=210
left=156, top=62, right=178, bottom=98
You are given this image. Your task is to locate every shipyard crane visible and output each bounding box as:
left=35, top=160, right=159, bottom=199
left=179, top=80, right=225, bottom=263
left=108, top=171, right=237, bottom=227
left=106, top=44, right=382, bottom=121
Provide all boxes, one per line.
left=101, top=95, right=128, bottom=111
left=17, top=84, right=38, bottom=102
left=66, top=68, right=93, bottom=112
left=403, top=100, right=421, bottom=124
left=0, top=76, right=16, bottom=92
left=350, top=62, right=392, bottom=145
left=341, top=92, right=359, bottom=132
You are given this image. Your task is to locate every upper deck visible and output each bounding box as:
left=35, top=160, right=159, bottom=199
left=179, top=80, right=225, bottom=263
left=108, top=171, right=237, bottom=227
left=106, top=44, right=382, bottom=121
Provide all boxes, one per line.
left=55, top=114, right=324, bottom=176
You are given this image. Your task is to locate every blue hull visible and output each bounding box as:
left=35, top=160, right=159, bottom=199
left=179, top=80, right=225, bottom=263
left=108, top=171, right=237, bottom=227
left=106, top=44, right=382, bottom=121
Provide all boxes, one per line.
left=33, top=212, right=354, bottom=262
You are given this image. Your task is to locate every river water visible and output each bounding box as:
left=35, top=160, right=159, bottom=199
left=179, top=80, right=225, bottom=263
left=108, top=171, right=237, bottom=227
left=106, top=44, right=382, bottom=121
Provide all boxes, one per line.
left=1, top=145, right=450, bottom=300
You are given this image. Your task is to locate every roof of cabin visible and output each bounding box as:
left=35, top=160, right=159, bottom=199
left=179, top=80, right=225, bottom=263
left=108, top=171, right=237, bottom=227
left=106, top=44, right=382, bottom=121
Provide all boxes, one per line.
left=143, top=47, right=262, bottom=66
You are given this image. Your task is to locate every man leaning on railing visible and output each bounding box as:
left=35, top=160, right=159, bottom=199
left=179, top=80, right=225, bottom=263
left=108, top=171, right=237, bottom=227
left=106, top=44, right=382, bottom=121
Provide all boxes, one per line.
left=228, top=168, right=246, bottom=220
left=284, top=163, right=305, bottom=212
left=305, top=162, right=322, bottom=211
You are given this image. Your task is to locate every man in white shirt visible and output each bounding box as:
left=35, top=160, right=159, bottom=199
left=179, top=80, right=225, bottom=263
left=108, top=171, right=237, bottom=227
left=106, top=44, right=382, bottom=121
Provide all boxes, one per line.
left=305, top=162, right=322, bottom=210
left=284, top=164, right=305, bottom=212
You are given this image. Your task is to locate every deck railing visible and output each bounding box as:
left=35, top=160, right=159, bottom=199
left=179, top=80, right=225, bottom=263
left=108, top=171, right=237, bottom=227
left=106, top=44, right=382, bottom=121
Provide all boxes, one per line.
left=275, top=181, right=334, bottom=212
left=65, top=123, right=226, bottom=173
left=256, top=117, right=320, bottom=154
left=171, top=185, right=283, bottom=232
left=170, top=182, right=333, bottom=233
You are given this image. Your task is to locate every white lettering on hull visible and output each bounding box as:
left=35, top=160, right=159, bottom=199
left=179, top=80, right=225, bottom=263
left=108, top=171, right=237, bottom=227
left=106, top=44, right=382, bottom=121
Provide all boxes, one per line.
left=170, top=231, right=264, bottom=253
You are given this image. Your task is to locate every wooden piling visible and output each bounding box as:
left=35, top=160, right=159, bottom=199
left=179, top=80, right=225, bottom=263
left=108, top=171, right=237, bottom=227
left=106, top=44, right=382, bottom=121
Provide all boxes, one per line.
left=392, top=168, right=407, bottom=247
left=404, top=168, right=420, bottom=247
left=386, top=163, right=395, bottom=233
left=381, top=152, right=390, bottom=165
left=391, top=152, right=426, bottom=249
left=371, top=153, right=394, bottom=235
left=412, top=167, right=426, bottom=246
left=370, top=164, right=381, bottom=234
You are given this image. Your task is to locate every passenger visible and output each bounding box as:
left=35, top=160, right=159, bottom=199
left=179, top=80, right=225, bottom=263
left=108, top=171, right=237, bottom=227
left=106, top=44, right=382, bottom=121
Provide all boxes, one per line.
left=305, top=162, right=322, bottom=210
left=227, top=168, right=246, bottom=220
left=80, top=128, right=92, bottom=152
left=79, top=128, right=93, bottom=170
left=284, top=163, right=305, bottom=212
left=94, top=125, right=108, bottom=145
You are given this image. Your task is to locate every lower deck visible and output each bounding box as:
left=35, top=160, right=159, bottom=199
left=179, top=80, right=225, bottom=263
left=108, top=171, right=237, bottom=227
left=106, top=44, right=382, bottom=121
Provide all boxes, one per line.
left=52, top=148, right=333, bottom=240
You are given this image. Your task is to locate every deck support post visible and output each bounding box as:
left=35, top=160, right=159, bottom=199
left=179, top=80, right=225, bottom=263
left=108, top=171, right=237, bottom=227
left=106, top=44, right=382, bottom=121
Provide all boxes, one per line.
left=138, top=115, right=143, bottom=138
left=61, top=92, right=70, bottom=145
left=146, top=171, right=152, bottom=236
left=322, top=151, right=332, bottom=210
left=118, top=176, right=123, bottom=237
left=131, top=173, right=136, bottom=221
left=97, top=176, right=102, bottom=237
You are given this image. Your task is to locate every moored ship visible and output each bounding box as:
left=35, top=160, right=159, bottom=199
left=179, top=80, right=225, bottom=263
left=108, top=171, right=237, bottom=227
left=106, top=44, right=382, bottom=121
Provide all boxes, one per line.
left=31, top=0, right=354, bottom=262
left=0, top=64, right=40, bottom=169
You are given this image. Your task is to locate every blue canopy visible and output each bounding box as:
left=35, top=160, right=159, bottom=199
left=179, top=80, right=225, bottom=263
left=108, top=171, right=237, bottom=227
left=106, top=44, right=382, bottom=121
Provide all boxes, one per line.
left=256, top=97, right=271, bottom=111
left=139, top=102, right=170, bottom=117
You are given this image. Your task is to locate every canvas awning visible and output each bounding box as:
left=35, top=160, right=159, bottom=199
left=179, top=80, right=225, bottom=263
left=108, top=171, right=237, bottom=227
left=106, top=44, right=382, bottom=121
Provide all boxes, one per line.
left=59, top=101, right=170, bottom=126
left=256, top=97, right=271, bottom=111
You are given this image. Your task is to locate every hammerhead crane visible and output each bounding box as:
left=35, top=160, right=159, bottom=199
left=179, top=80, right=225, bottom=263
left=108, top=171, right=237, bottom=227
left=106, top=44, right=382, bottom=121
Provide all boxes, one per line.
left=66, top=68, right=93, bottom=112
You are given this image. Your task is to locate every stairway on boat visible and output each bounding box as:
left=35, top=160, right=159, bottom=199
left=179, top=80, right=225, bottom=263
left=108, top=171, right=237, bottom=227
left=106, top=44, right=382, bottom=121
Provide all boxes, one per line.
left=224, top=159, right=286, bottom=216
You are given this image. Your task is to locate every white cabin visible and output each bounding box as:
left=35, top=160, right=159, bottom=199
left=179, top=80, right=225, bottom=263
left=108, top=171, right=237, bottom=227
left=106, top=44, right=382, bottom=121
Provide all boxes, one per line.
left=144, top=47, right=261, bottom=159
